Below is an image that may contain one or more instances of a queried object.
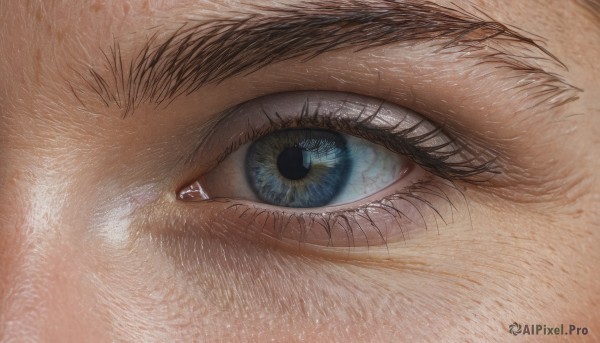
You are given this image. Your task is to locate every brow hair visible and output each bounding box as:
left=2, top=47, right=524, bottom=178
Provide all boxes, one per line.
left=78, top=0, right=580, bottom=116
left=582, top=0, right=600, bottom=17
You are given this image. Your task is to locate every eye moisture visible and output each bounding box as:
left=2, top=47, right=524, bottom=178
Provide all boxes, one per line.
left=176, top=92, right=496, bottom=247
left=245, top=129, right=352, bottom=208
left=178, top=180, right=210, bottom=201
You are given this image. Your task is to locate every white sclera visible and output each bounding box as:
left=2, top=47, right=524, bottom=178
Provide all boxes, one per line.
left=328, top=134, right=407, bottom=205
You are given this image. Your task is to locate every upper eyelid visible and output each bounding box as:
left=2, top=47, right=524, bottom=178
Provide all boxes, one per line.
left=187, top=92, right=498, bottom=182
left=74, top=1, right=580, bottom=116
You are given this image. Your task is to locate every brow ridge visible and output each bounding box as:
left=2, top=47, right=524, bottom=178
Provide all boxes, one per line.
left=78, top=0, right=580, bottom=116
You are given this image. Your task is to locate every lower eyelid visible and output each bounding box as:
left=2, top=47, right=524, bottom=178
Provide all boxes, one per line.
left=196, top=171, right=465, bottom=252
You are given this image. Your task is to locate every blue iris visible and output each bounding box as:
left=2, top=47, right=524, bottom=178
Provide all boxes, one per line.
left=245, top=129, right=352, bottom=207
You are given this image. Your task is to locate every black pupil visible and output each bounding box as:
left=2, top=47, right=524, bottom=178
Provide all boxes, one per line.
left=277, top=147, right=310, bottom=180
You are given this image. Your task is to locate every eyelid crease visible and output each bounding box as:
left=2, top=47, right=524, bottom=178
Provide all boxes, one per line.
left=77, top=0, right=580, bottom=116
left=188, top=92, right=499, bottom=186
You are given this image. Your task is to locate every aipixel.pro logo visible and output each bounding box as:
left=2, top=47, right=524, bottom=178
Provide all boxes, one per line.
left=508, top=322, right=589, bottom=336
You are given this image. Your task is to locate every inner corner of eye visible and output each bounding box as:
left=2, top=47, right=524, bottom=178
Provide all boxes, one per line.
left=177, top=180, right=210, bottom=201
left=181, top=128, right=412, bottom=208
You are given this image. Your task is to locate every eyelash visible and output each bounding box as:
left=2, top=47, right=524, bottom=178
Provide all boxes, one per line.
left=191, top=95, right=496, bottom=250
left=216, top=177, right=464, bottom=250
left=215, top=97, right=497, bottom=181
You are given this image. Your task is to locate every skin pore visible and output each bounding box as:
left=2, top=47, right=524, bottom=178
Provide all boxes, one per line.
left=0, top=0, right=599, bottom=341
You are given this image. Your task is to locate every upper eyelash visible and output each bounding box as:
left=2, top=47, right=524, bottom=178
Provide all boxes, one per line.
left=214, top=97, right=500, bottom=182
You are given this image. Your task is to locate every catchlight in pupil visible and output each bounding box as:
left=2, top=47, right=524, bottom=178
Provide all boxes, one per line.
left=277, top=147, right=311, bottom=180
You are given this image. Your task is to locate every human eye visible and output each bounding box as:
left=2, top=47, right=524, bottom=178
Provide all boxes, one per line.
left=176, top=91, right=496, bottom=250
left=205, top=127, right=409, bottom=208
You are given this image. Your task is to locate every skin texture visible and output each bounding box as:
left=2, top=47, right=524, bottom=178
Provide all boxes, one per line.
left=0, top=0, right=598, bottom=342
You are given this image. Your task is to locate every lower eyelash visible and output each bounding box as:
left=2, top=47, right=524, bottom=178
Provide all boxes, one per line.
left=209, top=177, right=468, bottom=252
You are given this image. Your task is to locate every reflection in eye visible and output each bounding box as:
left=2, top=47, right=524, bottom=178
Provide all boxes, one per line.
left=178, top=92, right=495, bottom=248
left=245, top=128, right=407, bottom=208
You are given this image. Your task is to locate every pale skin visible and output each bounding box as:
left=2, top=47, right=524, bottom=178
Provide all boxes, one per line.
left=0, top=0, right=599, bottom=342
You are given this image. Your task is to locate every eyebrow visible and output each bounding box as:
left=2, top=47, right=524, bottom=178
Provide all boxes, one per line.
left=582, top=0, right=600, bottom=18
left=78, top=0, right=580, bottom=116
